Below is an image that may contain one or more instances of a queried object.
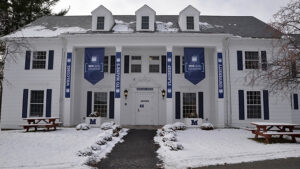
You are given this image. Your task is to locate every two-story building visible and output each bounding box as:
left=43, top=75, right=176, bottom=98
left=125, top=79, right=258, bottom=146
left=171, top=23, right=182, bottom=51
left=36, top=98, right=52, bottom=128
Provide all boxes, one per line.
left=1, top=5, right=299, bottom=129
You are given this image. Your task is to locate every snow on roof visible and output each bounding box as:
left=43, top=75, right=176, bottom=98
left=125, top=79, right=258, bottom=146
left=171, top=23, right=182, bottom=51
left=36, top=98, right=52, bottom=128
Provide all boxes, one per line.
left=156, top=21, right=178, bottom=32
left=112, top=20, right=134, bottom=33
left=4, top=25, right=89, bottom=38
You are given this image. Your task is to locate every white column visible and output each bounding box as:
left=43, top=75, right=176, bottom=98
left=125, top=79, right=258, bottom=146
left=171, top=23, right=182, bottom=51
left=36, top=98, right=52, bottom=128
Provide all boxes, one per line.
left=63, top=50, right=73, bottom=126
left=215, top=49, right=225, bottom=127
left=166, top=46, right=173, bottom=124
left=114, top=46, right=122, bottom=125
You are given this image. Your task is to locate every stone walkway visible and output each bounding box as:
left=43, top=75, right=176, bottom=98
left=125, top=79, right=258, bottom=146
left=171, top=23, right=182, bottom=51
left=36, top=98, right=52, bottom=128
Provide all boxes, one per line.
left=97, top=129, right=161, bottom=169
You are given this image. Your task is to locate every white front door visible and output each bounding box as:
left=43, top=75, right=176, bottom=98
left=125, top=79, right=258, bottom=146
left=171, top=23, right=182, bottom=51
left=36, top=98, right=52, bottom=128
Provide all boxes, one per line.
left=135, top=91, right=156, bottom=125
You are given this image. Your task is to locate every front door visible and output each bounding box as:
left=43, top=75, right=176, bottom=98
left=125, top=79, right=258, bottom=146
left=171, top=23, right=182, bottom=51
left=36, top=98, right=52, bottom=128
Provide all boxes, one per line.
left=135, top=91, right=156, bottom=125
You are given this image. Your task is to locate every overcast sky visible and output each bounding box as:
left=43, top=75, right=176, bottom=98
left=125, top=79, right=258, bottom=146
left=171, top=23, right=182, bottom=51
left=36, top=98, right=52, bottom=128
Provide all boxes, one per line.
left=53, top=0, right=290, bottom=23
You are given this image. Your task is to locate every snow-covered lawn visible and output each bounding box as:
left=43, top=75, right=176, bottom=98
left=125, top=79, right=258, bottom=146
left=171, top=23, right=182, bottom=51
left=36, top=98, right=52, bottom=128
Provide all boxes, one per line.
left=0, top=127, right=127, bottom=169
left=155, top=128, right=300, bottom=169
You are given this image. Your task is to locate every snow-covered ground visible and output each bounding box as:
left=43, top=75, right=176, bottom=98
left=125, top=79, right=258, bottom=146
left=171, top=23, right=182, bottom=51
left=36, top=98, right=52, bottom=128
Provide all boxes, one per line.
left=0, top=127, right=127, bottom=169
left=155, top=128, right=300, bottom=169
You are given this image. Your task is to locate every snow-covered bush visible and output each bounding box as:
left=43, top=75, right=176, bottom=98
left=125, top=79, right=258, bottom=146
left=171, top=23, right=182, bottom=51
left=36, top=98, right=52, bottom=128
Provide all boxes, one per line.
left=76, top=123, right=90, bottom=130
left=90, top=144, right=101, bottom=151
left=85, top=155, right=99, bottom=166
left=172, top=122, right=186, bottom=130
left=77, top=147, right=93, bottom=156
left=162, top=133, right=177, bottom=142
left=95, top=139, right=107, bottom=145
left=100, top=121, right=115, bottom=130
left=200, top=123, right=214, bottom=130
left=100, top=134, right=112, bottom=142
left=164, top=141, right=184, bottom=151
left=89, top=111, right=100, bottom=117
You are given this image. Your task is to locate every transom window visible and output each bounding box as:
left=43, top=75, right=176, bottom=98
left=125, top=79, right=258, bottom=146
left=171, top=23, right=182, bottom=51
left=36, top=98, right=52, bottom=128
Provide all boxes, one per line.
left=30, top=90, right=44, bottom=117
left=97, top=17, right=105, bottom=30
left=149, top=56, right=160, bottom=73
left=183, top=93, right=197, bottom=118
left=32, top=51, right=46, bottom=69
left=131, top=56, right=142, bottom=73
left=247, top=91, right=261, bottom=119
left=186, top=16, right=194, bottom=30
left=141, top=16, right=149, bottom=29
left=245, top=52, right=259, bottom=69
left=94, top=92, right=107, bottom=117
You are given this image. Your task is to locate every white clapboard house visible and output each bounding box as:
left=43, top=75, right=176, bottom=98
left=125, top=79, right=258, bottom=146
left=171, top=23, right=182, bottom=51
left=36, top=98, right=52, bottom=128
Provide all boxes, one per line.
left=1, top=5, right=299, bottom=129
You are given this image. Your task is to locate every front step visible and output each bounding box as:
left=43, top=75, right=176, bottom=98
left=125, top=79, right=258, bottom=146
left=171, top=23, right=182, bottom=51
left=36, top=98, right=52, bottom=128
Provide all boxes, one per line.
left=121, top=125, right=163, bottom=130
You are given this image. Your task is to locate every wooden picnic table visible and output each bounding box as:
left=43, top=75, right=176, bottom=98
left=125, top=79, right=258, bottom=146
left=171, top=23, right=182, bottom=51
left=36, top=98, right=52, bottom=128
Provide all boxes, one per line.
left=250, top=122, right=300, bottom=143
left=21, top=117, right=62, bottom=132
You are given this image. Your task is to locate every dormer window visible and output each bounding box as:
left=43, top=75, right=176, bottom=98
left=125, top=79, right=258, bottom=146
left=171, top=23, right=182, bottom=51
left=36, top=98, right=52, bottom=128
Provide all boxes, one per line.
left=97, top=17, right=105, bottom=30
left=186, top=16, right=194, bottom=30
left=141, top=16, right=149, bottom=29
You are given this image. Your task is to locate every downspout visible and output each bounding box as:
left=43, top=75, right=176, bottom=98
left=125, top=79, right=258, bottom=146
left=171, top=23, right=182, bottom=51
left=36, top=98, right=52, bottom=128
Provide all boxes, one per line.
left=59, top=37, right=67, bottom=123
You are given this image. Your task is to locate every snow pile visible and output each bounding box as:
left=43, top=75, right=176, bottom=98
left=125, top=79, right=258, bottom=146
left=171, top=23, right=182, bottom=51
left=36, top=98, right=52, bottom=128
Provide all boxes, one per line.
left=156, top=21, right=178, bottom=32
left=78, top=122, right=128, bottom=167
left=155, top=128, right=300, bottom=169
left=76, top=123, right=90, bottom=130
left=155, top=122, right=186, bottom=151
left=112, top=20, right=134, bottom=33
left=200, top=122, right=214, bottom=130
left=199, top=22, right=214, bottom=30
left=5, top=25, right=89, bottom=38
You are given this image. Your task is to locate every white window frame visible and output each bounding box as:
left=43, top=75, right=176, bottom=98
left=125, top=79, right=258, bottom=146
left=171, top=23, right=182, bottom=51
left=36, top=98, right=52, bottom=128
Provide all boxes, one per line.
left=31, top=51, right=47, bottom=70
left=97, top=16, right=105, bottom=30
left=141, top=16, right=149, bottom=30
left=148, top=56, right=160, bottom=73
left=246, top=90, right=262, bottom=119
left=130, top=55, right=142, bottom=73
left=186, top=16, right=194, bottom=30
left=182, top=92, right=198, bottom=118
left=29, top=90, right=45, bottom=117
left=93, top=92, right=108, bottom=118
left=244, top=51, right=260, bottom=70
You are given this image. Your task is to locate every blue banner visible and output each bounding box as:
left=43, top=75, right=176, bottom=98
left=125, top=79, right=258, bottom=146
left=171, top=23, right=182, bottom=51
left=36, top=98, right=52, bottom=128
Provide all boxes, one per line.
left=65, top=52, right=72, bottom=98
left=184, top=48, right=205, bottom=85
left=84, top=48, right=104, bottom=85
left=115, top=52, right=121, bottom=98
left=167, top=52, right=172, bottom=98
left=217, top=52, right=224, bottom=98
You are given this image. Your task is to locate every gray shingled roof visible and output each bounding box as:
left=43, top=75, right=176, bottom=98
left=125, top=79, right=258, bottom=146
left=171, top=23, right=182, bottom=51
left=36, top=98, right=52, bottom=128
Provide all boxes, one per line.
left=18, top=15, right=282, bottom=38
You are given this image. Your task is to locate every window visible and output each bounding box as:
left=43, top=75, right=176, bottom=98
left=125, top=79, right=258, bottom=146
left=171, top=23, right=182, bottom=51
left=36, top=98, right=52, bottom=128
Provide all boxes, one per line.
left=141, top=16, right=149, bottom=29
left=182, top=56, right=185, bottom=73
left=97, top=17, right=105, bottom=30
left=245, top=52, right=259, bottom=69
left=149, top=56, right=160, bottom=73
left=30, top=90, right=44, bottom=117
left=104, top=56, right=109, bottom=73
left=247, top=91, right=261, bottom=119
left=183, top=93, right=197, bottom=118
left=94, top=92, right=107, bottom=117
left=32, top=51, right=46, bottom=69
left=186, top=16, right=194, bottom=30
left=131, top=56, right=142, bottom=73
left=110, top=55, right=115, bottom=73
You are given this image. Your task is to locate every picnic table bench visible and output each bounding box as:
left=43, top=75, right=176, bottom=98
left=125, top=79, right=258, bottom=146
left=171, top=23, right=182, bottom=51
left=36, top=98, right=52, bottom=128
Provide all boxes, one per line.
left=250, top=122, right=300, bottom=143
left=21, top=117, right=62, bottom=132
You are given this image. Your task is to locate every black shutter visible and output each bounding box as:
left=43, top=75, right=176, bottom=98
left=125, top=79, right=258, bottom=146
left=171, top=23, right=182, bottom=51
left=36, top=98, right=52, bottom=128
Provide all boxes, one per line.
left=86, top=91, right=92, bottom=117
left=109, top=91, right=115, bottom=119
left=25, top=51, right=31, bottom=70
left=110, top=55, right=115, bottom=73
left=48, top=50, right=54, bottom=70
left=238, top=90, right=245, bottom=120
left=22, top=89, right=29, bottom=118
left=124, top=55, right=129, bottom=73
left=175, top=55, right=180, bottom=74
left=261, top=51, right=267, bottom=71
left=46, top=89, right=52, bottom=117
left=175, top=92, right=181, bottom=119
left=294, top=94, right=299, bottom=110
left=161, top=55, right=166, bottom=74
left=263, top=90, right=269, bottom=120
left=237, top=51, right=243, bottom=71
left=198, top=92, right=204, bottom=119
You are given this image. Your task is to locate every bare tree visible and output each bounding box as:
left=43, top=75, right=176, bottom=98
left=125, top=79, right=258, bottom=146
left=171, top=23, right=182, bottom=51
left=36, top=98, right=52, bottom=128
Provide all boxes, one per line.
left=249, top=0, right=300, bottom=93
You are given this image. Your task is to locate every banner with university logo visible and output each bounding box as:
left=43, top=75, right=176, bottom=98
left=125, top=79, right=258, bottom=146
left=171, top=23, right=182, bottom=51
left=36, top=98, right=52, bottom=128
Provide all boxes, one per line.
left=115, top=52, right=121, bottom=98
left=65, top=53, right=72, bottom=98
left=84, top=48, right=104, bottom=85
left=184, top=48, right=205, bottom=85
left=167, top=52, right=172, bottom=98
left=217, top=52, right=224, bottom=98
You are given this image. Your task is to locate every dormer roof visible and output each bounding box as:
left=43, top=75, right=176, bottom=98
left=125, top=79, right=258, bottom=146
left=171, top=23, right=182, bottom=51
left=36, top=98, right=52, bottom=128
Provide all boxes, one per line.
left=135, top=4, right=156, bottom=15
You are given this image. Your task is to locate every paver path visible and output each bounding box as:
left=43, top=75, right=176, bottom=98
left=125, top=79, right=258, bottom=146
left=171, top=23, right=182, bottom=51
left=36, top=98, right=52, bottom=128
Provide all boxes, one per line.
left=97, top=129, right=160, bottom=169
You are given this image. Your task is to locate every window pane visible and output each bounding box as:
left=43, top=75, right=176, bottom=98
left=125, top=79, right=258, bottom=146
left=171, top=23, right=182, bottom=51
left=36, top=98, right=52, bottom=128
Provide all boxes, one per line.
left=245, top=52, right=259, bottom=69
left=32, top=51, right=46, bottom=69
left=97, top=17, right=104, bottom=30
left=246, top=91, right=261, bottom=119
left=131, top=56, right=141, bottom=60
left=94, top=92, right=107, bottom=117
left=131, top=64, right=141, bottom=73
left=187, top=16, right=194, bottom=30
left=142, top=16, right=149, bottom=29
left=30, top=90, right=44, bottom=117
left=183, top=93, right=197, bottom=118
left=149, top=65, right=159, bottom=73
